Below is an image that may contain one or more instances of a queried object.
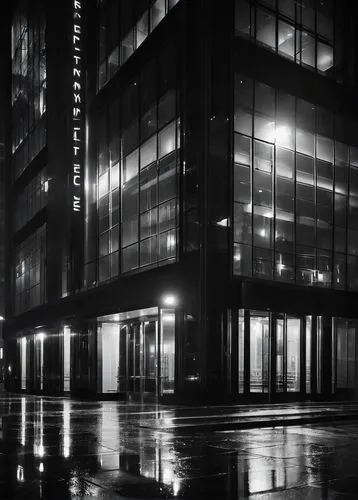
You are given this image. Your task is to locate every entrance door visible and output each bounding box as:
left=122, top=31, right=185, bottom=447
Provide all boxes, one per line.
left=143, top=320, right=157, bottom=394
left=126, top=319, right=158, bottom=398
left=250, top=312, right=270, bottom=393
left=275, top=316, right=301, bottom=394
left=127, top=322, right=141, bottom=393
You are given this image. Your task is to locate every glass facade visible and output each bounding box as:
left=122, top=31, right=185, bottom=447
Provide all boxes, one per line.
left=15, top=224, right=46, bottom=314
left=15, top=169, right=49, bottom=231
left=238, top=309, right=357, bottom=397
left=97, top=0, right=181, bottom=91
left=12, top=0, right=47, bottom=178
left=235, top=0, right=334, bottom=78
left=85, top=45, right=180, bottom=287
left=97, top=307, right=175, bottom=396
left=16, top=307, right=176, bottom=398
left=233, top=73, right=358, bottom=289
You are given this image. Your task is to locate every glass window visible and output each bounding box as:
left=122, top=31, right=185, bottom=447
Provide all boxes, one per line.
left=296, top=154, right=314, bottom=184
left=335, top=194, right=347, bottom=227
left=300, top=0, right=315, bottom=31
left=278, top=21, right=294, bottom=59
left=334, top=253, right=346, bottom=288
left=150, top=0, right=166, bottom=31
left=254, top=170, right=272, bottom=207
left=300, top=32, right=315, bottom=68
left=296, top=129, right=315, bottom=157
left=158, top=152, right=177, bottom=203
left=256, top=9, right=276, bottom=50
left=234, top=164, right=251, bottom=204
left=317, top=135, right=333, bottom=163
left=159, top=200, right=176, bottom=232
left=159, top=230, right=176, bottom=260
left=122, top=244, right=138, bottom=272
left=140, top=163, right=157, bottom=212
left=275, top=212, right=294, bottom=252
left=254, top=140, right=273, bottom=173
left=141, top=209, right=158, bottom=239
left=253, top=208, right=273, bottom=249
left=234, top=203, right=252, bottom=244
left=99, top=171, right=109, bottom=199
left=276, top=177, right=294, bottom=212
left=235, top=108, right=252, bottom=136
left=140, top=136, right=157, bottom=169
left=235, top=0, right=251, bottom=37
left=158, top=91, right=176, bottom=128
left=350, top=168, right=358, bottom=197
left=123, top=149, right=139, bottom=183
left=141, top=105, right=157, bottom=142
left=254, top=114, right=275, bottom=142
left=121, top=30, right=134, bottom=64
left=235, top=75, right=253, bottom=110
left=140, top=237, right=158, bottom=266
left=234, top=134, right=251, bottom=166
left=159, top=121, right=176, bottom=158
left=253, top=247, right=273, bottom=279
left=110, top=163, right=119, bottom=191
left=136, top=11, right=149, bottom=48
left=278, top=0, right=295, bottom=20
left=233, top=243, right=252, bottom=276
left=317, top=42, right=334, bottom=73
left=317, top=107, right=333, bottom=137
left=255, top=82, right=275, bottom=117
left=317, top=160, right=333, bottom=190
left=350, top=147, right=358, bottom=167
left=297, top=99, right=315, bottom=131
left=276, top=147, right=293, bottom=178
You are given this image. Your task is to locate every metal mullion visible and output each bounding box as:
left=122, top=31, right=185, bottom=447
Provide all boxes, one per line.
left=251, top=80, right=255, bottom=277
left=346, top=145, right=351, bottom=289
left=283, top=314, right=287, bottom=393
left=273, top=89, right=277, bottom=280
left=293, top=97, right=297, bottom=283
left=300, top=315, right=305, bottom=395
left=270, top=313, right=276, bottom=400
left=332, top=122, right=336, bottom=288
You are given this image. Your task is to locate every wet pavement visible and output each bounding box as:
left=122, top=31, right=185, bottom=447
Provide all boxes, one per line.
left=0, top=396, right=358, bottom=498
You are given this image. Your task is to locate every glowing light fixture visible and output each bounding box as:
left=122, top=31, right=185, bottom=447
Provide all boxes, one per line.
left=162, top=295, right=177, bottom=307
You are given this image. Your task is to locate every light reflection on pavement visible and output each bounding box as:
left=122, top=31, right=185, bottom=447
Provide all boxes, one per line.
left=0, top=396, right=357, bottom=498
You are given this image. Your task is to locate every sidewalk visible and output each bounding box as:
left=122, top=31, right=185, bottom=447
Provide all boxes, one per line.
left=140, top=401, right=358, bottom=432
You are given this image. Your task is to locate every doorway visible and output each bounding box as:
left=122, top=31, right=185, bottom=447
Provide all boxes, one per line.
left=98, top=307, right=175, bottom=400
left=276, top=316, right=301, bottom=394
left=238, top=310, right=305, bottom=399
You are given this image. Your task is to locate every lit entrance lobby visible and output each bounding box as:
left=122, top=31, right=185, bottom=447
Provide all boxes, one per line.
left=236, top=310, right=357, bottom=401
left=97, top=307, right=175, bottom=400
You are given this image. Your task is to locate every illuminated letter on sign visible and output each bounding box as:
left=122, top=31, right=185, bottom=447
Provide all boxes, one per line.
left=72, top=0, right=83, bottom=212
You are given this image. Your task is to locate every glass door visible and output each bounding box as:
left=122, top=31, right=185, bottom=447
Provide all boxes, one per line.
left=127, top=323, right=141, bottom=393
left=143, top=320, right=157, bottom=394
left=250, top=312, right=270, bottom=393
left=286, top=318, right=300, bottom=392
left=275, top=316, right=301, bottom=393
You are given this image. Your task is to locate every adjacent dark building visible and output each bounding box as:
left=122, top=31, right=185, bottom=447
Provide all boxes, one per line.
left=3, top=0, right=358, bottom=402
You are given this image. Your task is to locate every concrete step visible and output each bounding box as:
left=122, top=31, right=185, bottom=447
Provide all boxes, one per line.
left=140, top=405, right=358, bottom=432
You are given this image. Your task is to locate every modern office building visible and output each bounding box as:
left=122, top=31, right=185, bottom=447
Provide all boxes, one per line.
left=3, top=0, right=358, bottom=402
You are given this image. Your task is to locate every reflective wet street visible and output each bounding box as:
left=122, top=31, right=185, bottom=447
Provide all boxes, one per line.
left=1, top=396, right=358, bottom=498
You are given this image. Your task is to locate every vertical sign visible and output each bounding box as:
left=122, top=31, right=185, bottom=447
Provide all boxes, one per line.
left=72, top=0, right=83, bottom=212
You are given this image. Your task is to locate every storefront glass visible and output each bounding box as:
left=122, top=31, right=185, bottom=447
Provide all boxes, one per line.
left=97, top=307, right=175, bottom=397
left=250, top=312, right=269, bottom=393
